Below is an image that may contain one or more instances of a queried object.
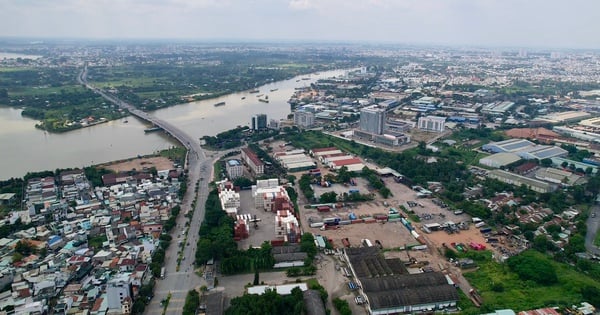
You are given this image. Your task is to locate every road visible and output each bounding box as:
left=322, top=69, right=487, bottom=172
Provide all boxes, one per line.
left=79, top=66, right=214, bottom=314
left=585, top=205, right=600, bottom=256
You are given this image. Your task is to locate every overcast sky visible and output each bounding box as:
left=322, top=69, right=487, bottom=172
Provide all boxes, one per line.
left=2, top=0, right=599, bottom=49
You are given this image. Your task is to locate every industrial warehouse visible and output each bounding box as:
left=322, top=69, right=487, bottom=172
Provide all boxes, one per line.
left=343, top=247, right=459, bottom=315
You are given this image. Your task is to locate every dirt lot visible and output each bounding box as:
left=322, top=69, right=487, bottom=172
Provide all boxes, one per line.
left=101, top=156, right=175, bottom=173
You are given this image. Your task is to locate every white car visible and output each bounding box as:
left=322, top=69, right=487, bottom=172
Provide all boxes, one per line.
left=355, top=295, right=366, bottom=305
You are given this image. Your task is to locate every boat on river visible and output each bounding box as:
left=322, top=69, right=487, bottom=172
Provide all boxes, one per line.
left=144, top=126, right=162, bottom=133
left=214, top=101, right=226, bottom=107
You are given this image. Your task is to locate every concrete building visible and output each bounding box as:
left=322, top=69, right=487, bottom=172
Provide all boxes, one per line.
left=360, top=105, right=386, bottom=135
left=106, top=273, right=132, bottom=312
left=418, top=116, right=446, bottom=132
left=536, top=111, right=591, bottom=124
left=268, top=119, right=280, bottom=130
left=273, top=151, right=316, bottom=172
left=252, top=114, right=268, bottom=131
left=482, top=139, right=535, bottom=153
left=374, top=134, right=410, bottom=147
left=488, top=170, right=556, bottom=193
left=241, top=147, right=264, bottom=176
left=294, top=109, right=315, bottom=128
left=534, top=168, right=585, bottom=186
left=219, top=188, right=241, bottom=216
left=225, top=159, right=244, bottom=179
left=479, top=153, right=522, bottom=168
left=482, top=139, right=568, bottom=160
left=481, top=101, right=515, bottom=115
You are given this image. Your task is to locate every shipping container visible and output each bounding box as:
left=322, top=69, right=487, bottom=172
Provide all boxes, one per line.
left=351, top=219, right=364, bottom=224
left=317, top=206, right=331, bottom=212
left=310, top=222, right=324, bottom=228
left=339, top=220, right=351, bottom=225
left=323, top=217, right=341, bottom=223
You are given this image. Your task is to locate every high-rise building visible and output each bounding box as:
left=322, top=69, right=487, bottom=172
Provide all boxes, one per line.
left=252, top=114, right=268, bottom=130
left=359, top=105, right=386, bottom=135
left=294, top=109, right=315, bottom=128
left=418, top=116, right=446, bottom=132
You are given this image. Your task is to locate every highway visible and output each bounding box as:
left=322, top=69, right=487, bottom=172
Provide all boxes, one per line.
left=79, top=66, right=213, bottom=314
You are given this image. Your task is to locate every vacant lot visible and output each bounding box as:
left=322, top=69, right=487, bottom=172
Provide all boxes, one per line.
left=101, top=156, right=174, bottom=173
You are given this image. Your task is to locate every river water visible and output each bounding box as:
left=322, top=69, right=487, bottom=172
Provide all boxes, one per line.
left=0, top=69, right=348, bottom=179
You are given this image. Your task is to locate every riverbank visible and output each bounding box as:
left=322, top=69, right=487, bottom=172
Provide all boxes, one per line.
left=0, top=68, right=349, bottom=180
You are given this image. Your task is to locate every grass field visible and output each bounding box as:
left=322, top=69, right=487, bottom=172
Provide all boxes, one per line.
left=9, top=85, right=86, bottom=96
left=463, top=251, right=599, bottom=313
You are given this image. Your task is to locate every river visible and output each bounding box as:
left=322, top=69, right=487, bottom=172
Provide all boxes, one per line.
left=0, top=69, right=349, bottom=179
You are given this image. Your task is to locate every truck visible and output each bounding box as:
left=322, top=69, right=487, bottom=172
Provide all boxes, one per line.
left=310, top=222, right=324, bottom=228
left=479, top=227, right=492, bottom=234
left=362, top=239, right=373, bottom=247
left=160, top=267, right=166, bottom=279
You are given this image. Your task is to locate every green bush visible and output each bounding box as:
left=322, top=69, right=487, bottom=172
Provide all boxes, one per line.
left=333, top=298, right=352, bottom=315
left=507, top=251, right=557, bottom=285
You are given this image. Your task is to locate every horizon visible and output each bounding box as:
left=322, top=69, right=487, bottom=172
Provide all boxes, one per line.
left=2, top=0, right=600, bottom=50
left=1, top=36, right=599, bottom=53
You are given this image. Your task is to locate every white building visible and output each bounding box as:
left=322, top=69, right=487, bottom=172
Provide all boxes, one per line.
left=479, top=153, right=522, bottom=168
left=294, top=109, right=315, bottom=128
left=360, top=105, right=386, bottom=135
left=226, top=159, right=244, bottom=179
left=418, top=116, right=446, bottom=132
left=106, top=273, right=132, bottom=311
left=219, top=189, right=241, bottom=216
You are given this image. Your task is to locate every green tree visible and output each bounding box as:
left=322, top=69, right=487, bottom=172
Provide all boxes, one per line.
left=507, top=251, right=558, bottom=285
left=253, top=270, right=259, bottom=285
left=319, top=191, right=338, bottom=203
left=540, top=158, right=553, bottom=167
left=533, top=235, right=550, bottom=252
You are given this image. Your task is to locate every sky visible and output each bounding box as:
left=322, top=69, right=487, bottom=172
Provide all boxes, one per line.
left=2, top=0, right=599, bottom=49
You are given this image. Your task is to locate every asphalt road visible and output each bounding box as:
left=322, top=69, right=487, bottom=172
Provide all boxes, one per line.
left=80, top=67, right=214, bottom=314
left=585, top=205, right=600, bottom=256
